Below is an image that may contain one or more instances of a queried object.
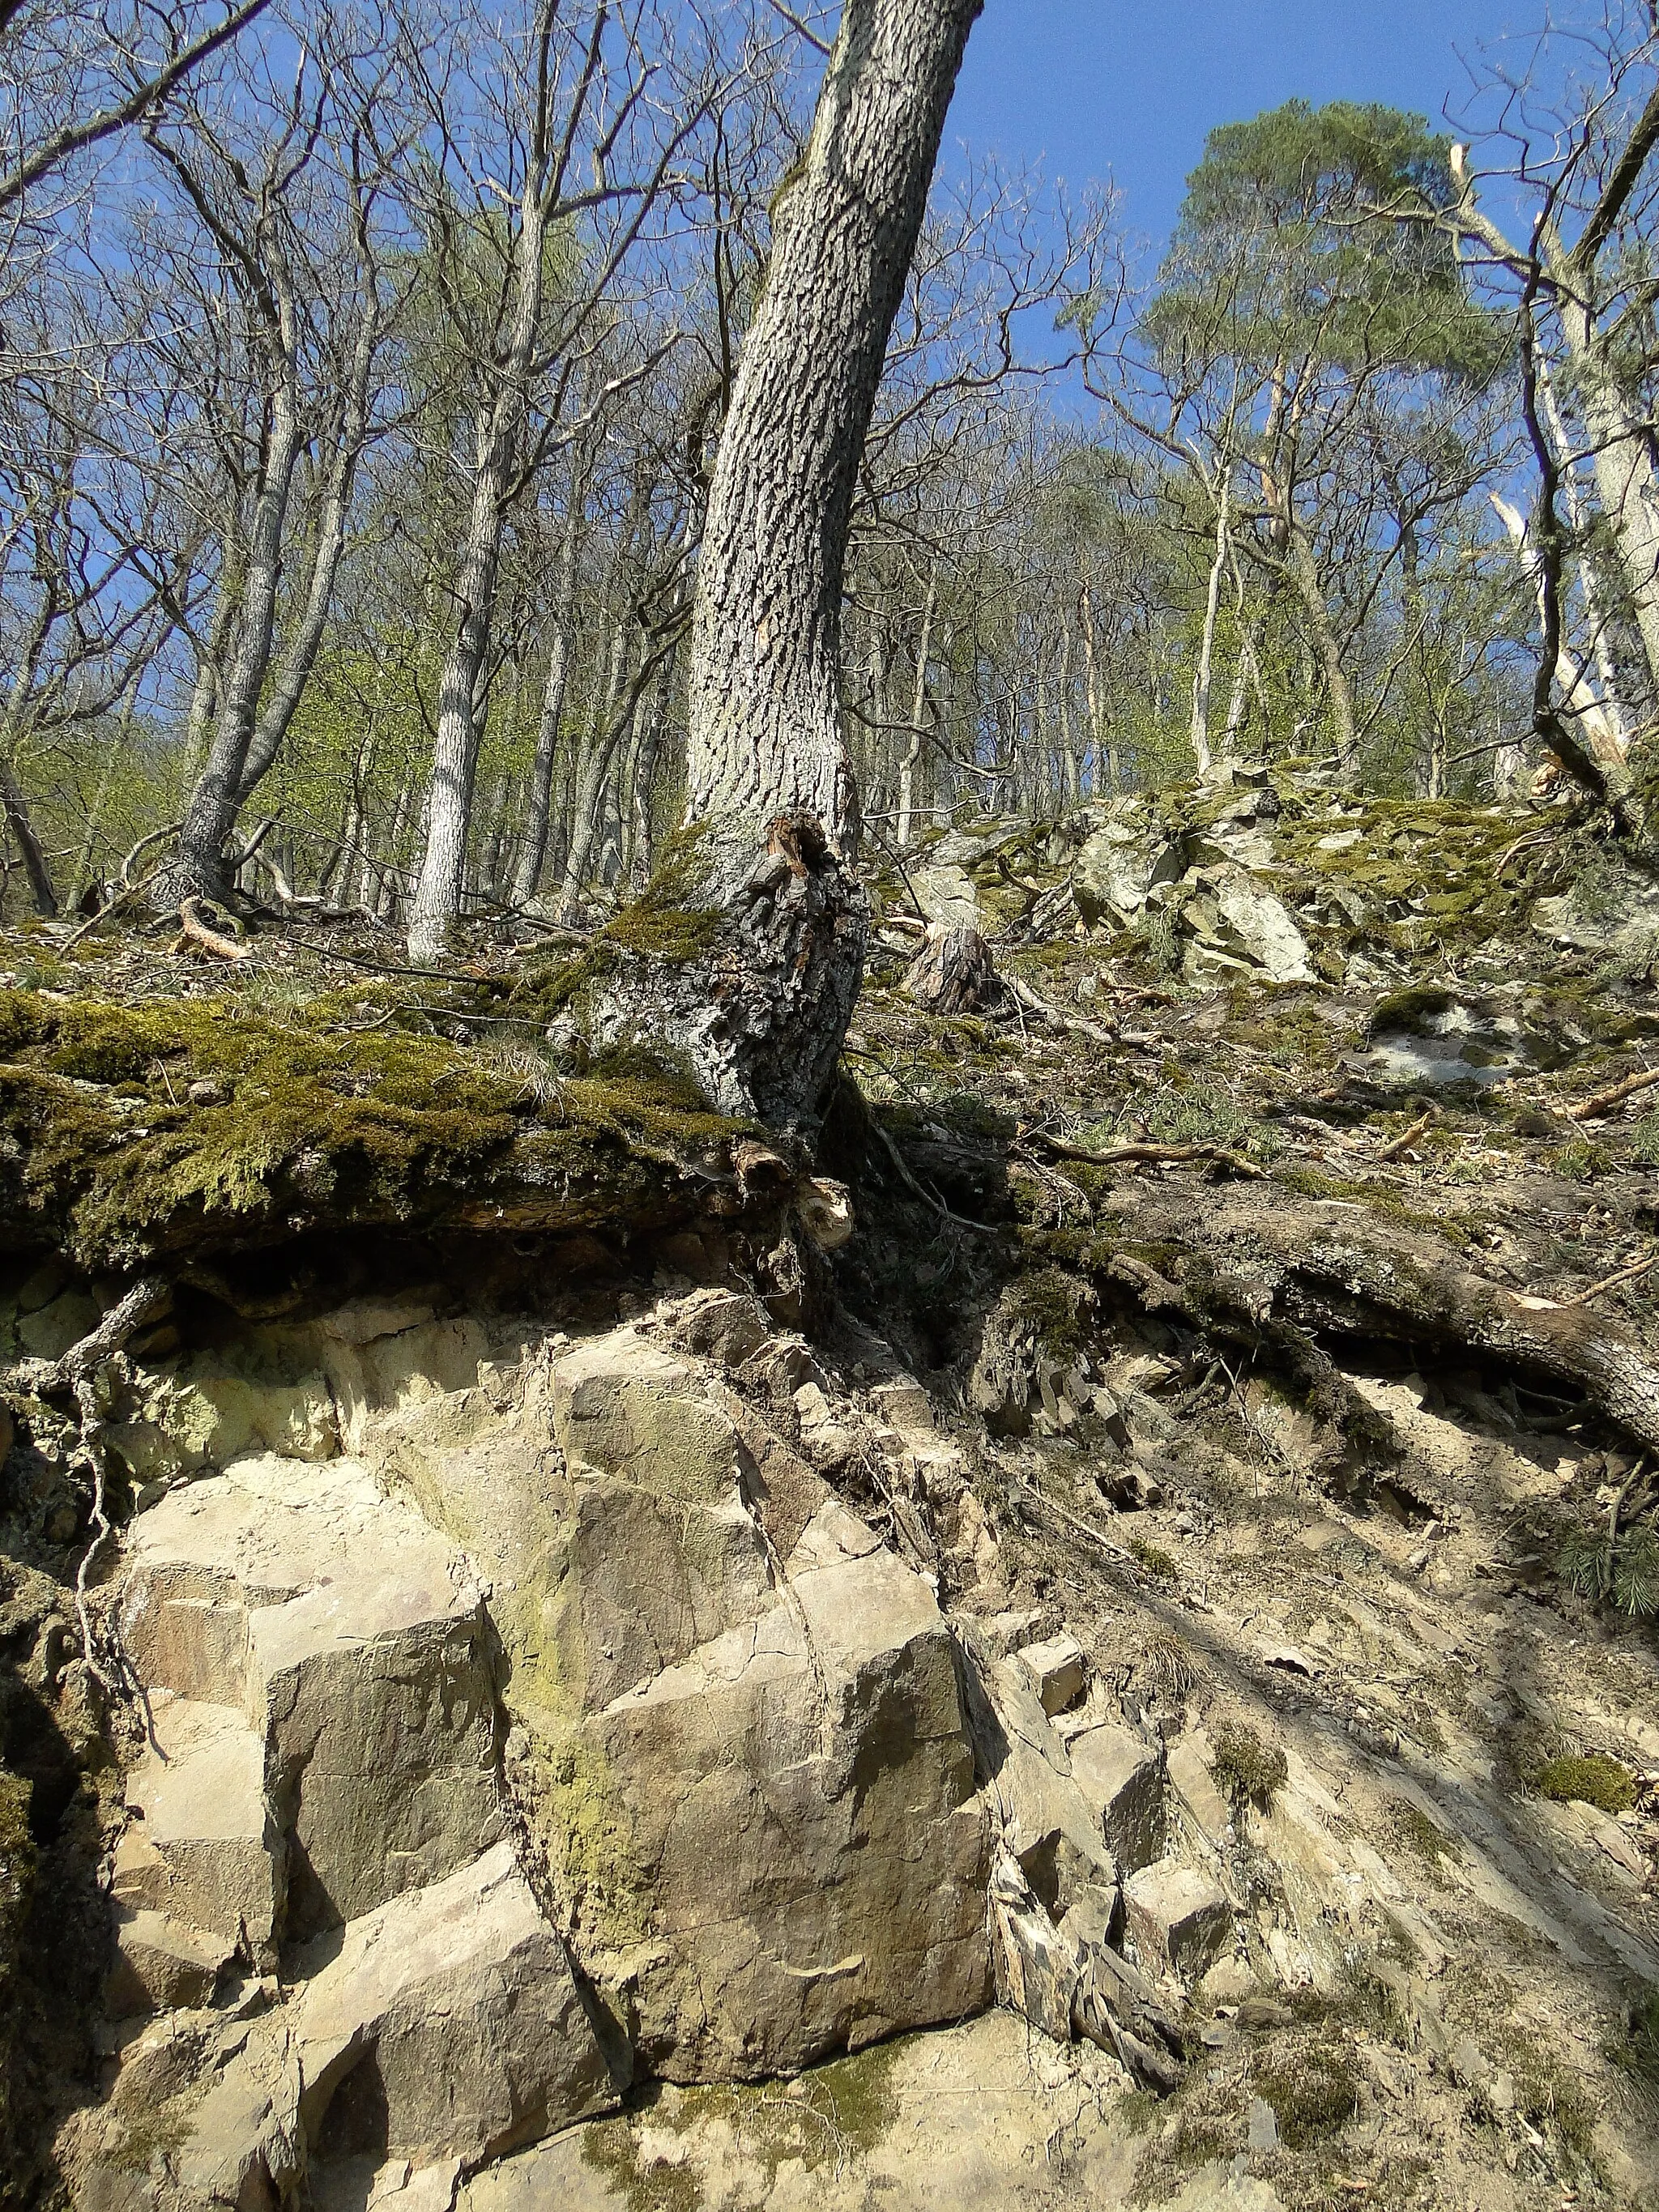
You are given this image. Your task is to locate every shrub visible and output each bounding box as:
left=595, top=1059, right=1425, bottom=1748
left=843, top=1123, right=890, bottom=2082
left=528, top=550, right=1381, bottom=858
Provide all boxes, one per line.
left=1209, top=1720, right=1288, bottom=1809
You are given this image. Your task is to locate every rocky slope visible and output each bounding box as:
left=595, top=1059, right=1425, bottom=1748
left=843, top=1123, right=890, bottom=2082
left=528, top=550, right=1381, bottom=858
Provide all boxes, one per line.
left=2, top=765, right=1657, bottom=2212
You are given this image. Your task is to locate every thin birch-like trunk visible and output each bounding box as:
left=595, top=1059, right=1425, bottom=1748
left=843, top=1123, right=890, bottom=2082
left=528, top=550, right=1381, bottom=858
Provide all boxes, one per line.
left=896, top=563, right=936, bottom=849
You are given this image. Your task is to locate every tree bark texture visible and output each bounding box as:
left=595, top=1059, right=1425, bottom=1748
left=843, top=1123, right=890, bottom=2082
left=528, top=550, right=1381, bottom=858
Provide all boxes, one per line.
left=683, top=0, right=983, bottom=862
left=596, top=0, right=982, bottom=1132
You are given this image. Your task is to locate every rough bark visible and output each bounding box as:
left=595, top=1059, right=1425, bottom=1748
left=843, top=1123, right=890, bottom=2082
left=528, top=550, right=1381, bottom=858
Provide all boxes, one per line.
left=597, top=0, right=983, bottom=1130
left=683, top=0, right=983, bottom=867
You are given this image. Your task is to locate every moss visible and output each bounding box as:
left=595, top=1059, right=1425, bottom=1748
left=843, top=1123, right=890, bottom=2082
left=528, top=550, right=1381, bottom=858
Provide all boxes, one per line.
left=581, top=2116, right=703, bottom=2212
left=1251, top=2037, right=1358, bottom=2147
left=0, top=1769, right=36, bottom=2178
left=602, top=825, right=722, bottom=966
left=578, top=2039, right=904, bottom=2207
left=542, top=1728, right=652, bottom=1951
left=1009, top=1265, right=1095, bottom=1357
left=1209, top=1720, right=1288, bottom=1809
left=1535, top=1753, right=1637, bottom=1814
left=0, top=987, right=749, bottom=1265
left=1128, top=1535, right=1178, bottom=1581
left=1604, top=1985, right=1659, bottom=2089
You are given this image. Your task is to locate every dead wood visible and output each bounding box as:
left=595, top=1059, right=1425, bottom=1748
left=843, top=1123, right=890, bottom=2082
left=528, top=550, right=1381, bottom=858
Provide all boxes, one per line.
left=903, top=922, right=1002, bottom=1015
left=175, top=896, right=253, bottom=962
left=1377, top=1105, right=1437, bottom=1161
left=1034, top=1133, right=1264, bottom=1179
left=1002, top=971, right=1115, bottom=1046
left=1565, top=1063, right=1659, bottom=1119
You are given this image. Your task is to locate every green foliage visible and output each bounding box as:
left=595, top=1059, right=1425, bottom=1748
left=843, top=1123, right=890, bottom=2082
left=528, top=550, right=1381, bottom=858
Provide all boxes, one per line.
left=1557, top=1524, right=1659, bottom=1617
left=1554, top=1138, right=1614, bottom=1184
left=1631, top=1106, right=1659, bottom=1168
left=1534, top=1754, right=1637, bottom=1816
left=1209, top=1720, right=1287, bottom=1808
left=1162, top=100, right=1498, bottom=381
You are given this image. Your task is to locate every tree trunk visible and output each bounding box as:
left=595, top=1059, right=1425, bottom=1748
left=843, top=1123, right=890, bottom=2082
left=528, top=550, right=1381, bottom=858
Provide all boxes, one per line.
left=1190, top=469, right=1230, bottom=776
left=684, top=0, right=982, bottom=860
left=159, top=342, right=305, bottom=903
left=510, top=515, right=582, bottom=910
left=896, top=562, right=937, bottom=849
left=1287, top=521, right=1358, bottom=761
left=593, top=0, right=983, bottom=1130
left=1556, top=295, right=1659, bottom=701
left=406, top=135, right=551, bottom=963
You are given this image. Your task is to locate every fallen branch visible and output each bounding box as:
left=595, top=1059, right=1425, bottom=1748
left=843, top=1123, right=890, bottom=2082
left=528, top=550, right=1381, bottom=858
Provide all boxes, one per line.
left=868, top=1115, right=1000, bottom=1234
left=1377, top=1106, right=1437, bottom=1161
left=1003, top=971, right=1116, bottom=1046
left=1565, top=1065, right=1659, bottom=1121
left=174, top=897, right=253, bottom=962
left=1032, top=1132, right=1265, bottom=1180
left=1564, top=1251, right=1658, bottom=1306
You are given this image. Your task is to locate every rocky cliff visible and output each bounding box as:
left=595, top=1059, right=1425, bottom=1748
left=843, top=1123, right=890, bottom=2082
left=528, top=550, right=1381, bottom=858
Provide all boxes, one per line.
left=2, top=770, right=1658, bottom=2212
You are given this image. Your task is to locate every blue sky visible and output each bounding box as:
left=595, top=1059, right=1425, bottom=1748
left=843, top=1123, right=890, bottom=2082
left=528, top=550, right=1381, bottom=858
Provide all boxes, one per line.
left=949, top=0, right=1535, bottom=252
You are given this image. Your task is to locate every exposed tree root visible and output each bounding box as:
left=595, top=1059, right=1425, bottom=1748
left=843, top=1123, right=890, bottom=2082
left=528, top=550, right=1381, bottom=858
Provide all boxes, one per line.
left=6, top=1277, right=171, bottom=1693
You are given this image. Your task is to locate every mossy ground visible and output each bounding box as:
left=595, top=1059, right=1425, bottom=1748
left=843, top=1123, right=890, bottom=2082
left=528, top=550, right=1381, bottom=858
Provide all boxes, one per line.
left=580, top=2036, right=906, bottom=2208
left=0, top=978, right=751, bottom=1266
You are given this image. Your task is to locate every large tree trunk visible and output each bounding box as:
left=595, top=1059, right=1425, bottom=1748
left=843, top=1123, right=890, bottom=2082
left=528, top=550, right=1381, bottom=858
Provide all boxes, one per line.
left=1555, top=294, right=1659, bottom=702
left=594, top=0, right=983, bottom=1131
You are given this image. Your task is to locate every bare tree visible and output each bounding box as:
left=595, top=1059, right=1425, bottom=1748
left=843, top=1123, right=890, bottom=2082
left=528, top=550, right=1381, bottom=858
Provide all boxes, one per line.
left=401, top=0, right=717, bottom=962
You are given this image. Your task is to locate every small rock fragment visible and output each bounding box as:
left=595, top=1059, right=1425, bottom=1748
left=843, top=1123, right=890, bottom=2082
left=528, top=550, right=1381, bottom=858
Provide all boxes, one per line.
left=1016, top=1633, right=1088, bottom=1716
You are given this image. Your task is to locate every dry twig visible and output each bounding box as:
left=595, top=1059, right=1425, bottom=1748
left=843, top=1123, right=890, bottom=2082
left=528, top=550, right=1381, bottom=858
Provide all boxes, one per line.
left=1566, top=1065, right=1659, bottom=1121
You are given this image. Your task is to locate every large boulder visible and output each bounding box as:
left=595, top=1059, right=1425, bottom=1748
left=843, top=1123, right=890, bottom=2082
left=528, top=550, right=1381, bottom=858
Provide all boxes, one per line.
left=117, top=1455, right=504, bottom=1941
left=289, top=1843, right=615, bottom=2171
left=390, top=1323, right=992, bottom=2081
left=1182, top=864, right=1315, bottom=984
left=1075, top=824, right=1183, bottom=927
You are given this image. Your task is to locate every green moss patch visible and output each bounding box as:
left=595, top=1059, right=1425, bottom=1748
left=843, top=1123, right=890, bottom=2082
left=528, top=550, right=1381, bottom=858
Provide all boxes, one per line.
left=1535, top=1754, right=1637, bottom=1815
left=0, top=987, right=751, bottom=1265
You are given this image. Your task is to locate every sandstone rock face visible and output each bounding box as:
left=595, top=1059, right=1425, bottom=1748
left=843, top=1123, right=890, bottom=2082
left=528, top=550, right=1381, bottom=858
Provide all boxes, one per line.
left=1124, top=1861, right=1232, bottom=1979
left=117, top=1455, right=503, bottom=1945
left=290, top=1843, right=614, bottom=2170
left=109, top=1694, right=283, bottom=1997
left=1068, top=1724, right=1165, bottom=1873
left=396, top=1322, right=992, bottom=2081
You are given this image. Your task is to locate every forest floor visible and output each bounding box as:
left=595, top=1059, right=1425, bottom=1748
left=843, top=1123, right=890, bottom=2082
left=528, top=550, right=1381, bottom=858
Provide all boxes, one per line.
left=2, top=765, right=1659, bottom=2210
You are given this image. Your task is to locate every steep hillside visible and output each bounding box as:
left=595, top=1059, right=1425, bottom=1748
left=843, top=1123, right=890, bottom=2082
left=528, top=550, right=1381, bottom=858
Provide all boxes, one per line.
left=1, top=769, right=1656, bottom=2212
